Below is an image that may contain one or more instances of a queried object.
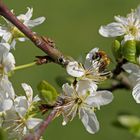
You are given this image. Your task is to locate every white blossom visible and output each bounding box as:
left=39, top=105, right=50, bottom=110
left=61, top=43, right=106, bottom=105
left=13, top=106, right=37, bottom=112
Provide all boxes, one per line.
left=0, top=7, right=45, bottom=48
left=66, top=48, right=110, bottom=83
left=99, top=6, right=140, bottom=44
left=0, top=43, right=15, bottom=99
left=122, top=62, right=140, bottom=103
left=2, top=83, right=41, bottom=139
left=56, top=80, right=113, bottom=134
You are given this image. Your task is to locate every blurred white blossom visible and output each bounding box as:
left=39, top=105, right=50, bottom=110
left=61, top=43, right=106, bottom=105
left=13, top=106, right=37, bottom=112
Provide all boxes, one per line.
left=66, top=48, right=110, bottom=83
left=122, top=62, right=140, bottom=103
left=0, top=7, right=45, bottom=48
left=99, top=6, right=140, bottom=44
left=56, top=80, right=113, bottom=134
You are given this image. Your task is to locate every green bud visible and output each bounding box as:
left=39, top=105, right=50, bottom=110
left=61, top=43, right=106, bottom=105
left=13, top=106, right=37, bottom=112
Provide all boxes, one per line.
left=112, top=40, right=121, bottom=60
left=122, top=40, right=136, bottom=63
left=38, top=80, right=59, bottom=105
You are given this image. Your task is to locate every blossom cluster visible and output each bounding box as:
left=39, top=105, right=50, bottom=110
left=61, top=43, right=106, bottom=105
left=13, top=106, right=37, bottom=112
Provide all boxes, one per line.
left=0, top=7, right=45, bottom=139
left=1, top=2, right=140, bottom=140
left=99, top=5, right=140, bottom=104
left=55, top=48, right=113, bottom=134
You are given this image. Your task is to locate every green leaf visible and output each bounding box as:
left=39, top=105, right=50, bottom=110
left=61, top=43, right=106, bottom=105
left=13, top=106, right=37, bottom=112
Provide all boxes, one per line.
left=122, top=40, right=136, bottom=63
left=38, top=80, right=59, bottom=105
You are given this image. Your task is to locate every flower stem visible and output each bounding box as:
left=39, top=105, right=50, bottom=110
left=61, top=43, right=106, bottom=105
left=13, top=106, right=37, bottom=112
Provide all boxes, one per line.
left=24, top=109, right=57, bottom=140
left=14, top=62, right=37, bottom=71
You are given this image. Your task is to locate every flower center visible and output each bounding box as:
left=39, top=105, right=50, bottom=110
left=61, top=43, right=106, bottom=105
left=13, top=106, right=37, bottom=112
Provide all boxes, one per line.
left=129, top=25, right=138, bottom=36
left=75, top=98, right=82, bottom=105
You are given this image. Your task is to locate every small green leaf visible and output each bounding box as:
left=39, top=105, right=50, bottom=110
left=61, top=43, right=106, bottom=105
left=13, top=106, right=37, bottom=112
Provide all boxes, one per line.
left=38, top=80, right=59, bottom=105
left=112, top=40, right=122, bottom=60
left=122, top=40, right=136, bottom=63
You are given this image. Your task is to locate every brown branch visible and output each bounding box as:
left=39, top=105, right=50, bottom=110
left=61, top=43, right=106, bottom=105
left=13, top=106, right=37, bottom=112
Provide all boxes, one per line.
left=0, top=1, right=69, bottom=66
left=99, top=74, right=132, bottom=92
left=24, top=109, right=57, bottom=140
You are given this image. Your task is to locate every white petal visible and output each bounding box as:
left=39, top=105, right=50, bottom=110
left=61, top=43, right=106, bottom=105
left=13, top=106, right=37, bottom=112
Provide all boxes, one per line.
left=99, top=22, right=125, bottom=37
left=26, top=118, right=42, bottom=130
left=14, top=96, right=28, bottom=116
left=10, top=39, right=16, bottom=49
left=123, top=34, right=134, bottom=43
left=21, top=83, right=33, bottom=103
left=2, top=32, right=12, bottom=43
left=18, top=37, right=26, bottom=42
left=26, top=17, right=46, bottom=28
left=86, top=90, right=113, bottom=108
left=86, top=48, right=99, bottom=61
left=132, top=80, right=140, bottom=103
left=18, top=7, right=33, bottom=21
left=79, top=108, right=99, bottom=134
left=62, top=83, right=74, bottom=97
left=66, top=61, right=85, bottom=77
left=76, top=80, right=97, bottom=96
left=0, top=43, right=10, bottom=60
left=0, top=78, right=15, bottom=99
left=122, top=63, right=140, bottom=74
left=1, top=99, right=13, bottom=111
left=25, top=7, right=33, bottom=20
left=114, top=15, right=128, bottom=25
left=3, top=52, right=15, bottom=73
left=0, top=26, right=7, bottom=36
left=33, top=95, right=41, bottom=102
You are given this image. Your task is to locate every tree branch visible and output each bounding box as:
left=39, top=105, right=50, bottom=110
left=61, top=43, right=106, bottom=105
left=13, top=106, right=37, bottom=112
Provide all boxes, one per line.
left=0, top=1, right=70, bottom=66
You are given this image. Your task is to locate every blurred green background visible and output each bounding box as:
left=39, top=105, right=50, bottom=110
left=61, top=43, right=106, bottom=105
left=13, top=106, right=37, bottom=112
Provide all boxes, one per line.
left=2, top=0, right=140, bottom=139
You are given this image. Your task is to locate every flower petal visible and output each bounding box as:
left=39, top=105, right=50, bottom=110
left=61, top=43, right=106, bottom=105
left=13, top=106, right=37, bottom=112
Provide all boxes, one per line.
left=26, top=17, right=46, bottom=28
left=1, top=99, right=13, bottom=111
left=79, top=108, right=99, bottom=134
left=62, top=83, right=75, bottom=97
left=132, top=80, right=140, bottom=103
left=86, top=90, right=113, bottom=108
left=14, top=96, right=28, bottom=117
left=122, top=63, right=140, bottom=74
left=99, top=22, right=125, bottom=37
left=21, top=83, right=33, bottom=103
left=66, top=61, right=84, bottom=77
left=26, top=118, right=42, bottom=130
left=76, top=80, right=97, bottom=97
left=86, top=48, right=99, bottom=61
left=3, top=52, right=15, bottom=73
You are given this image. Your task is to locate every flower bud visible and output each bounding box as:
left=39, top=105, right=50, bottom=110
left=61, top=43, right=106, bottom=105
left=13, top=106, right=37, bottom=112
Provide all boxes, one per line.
left=122, top=40, right=136, bottom=63
left=112, top=40, right=122, bottom=61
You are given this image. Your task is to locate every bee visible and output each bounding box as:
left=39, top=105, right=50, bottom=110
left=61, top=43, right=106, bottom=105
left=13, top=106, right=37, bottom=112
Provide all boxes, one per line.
left=92, top=50, right=110, bottom=71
